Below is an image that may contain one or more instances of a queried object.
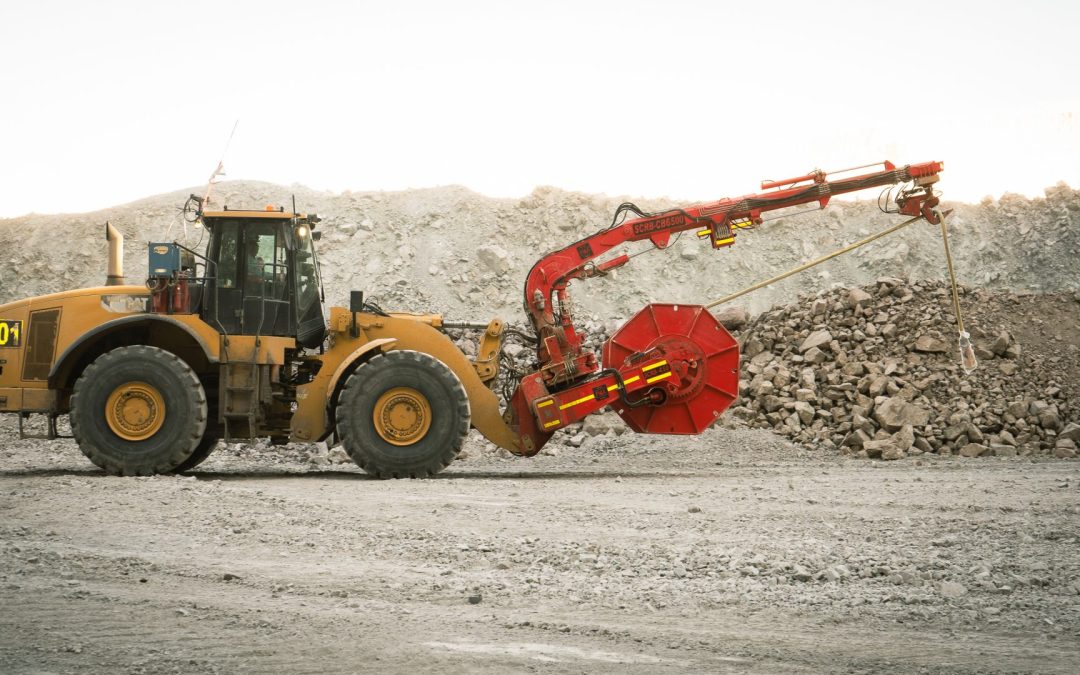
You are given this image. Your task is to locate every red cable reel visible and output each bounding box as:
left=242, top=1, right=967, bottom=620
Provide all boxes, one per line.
left=601, top=304, right=740, bottom=434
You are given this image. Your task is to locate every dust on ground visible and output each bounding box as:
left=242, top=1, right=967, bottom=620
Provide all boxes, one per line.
left=2, top=418, right=1079, bottom=673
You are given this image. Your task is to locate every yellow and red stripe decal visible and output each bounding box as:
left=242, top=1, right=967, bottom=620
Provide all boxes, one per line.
left=559, top=393, right=595, bottom=411
left=553, top=361, right=668, bottom=412
left=643, top=360, right=671, bottom=383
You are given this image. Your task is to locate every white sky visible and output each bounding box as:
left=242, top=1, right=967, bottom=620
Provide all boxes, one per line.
left=1, top=0, right=1077, bottom=217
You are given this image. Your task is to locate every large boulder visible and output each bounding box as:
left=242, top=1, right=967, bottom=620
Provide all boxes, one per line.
left=914, top=335, right=948, bottom=353
left=847, top=287, right=873, bottom=308
left=863, top=439, right=895, bottom=459
left=881, top=445, right=906, bottom=461
left=799, top=329, right=833, bottom=354
left=990, top=330, right=1011, bottom=357
left=959, top=443, right=987, bottom=457
left=873, top=397, right=930, bottom=431
left=892, top=424, right=915, bottom=451
left=1058, top=422, right=1080, bottom=443
left=793, top=401, right=815, bottom=425
left=715, top=305, right=750, bottom=330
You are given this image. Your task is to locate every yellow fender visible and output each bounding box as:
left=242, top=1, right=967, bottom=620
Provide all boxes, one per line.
left=326, top=337, right=397, bottom=399
left=358, top=316, right=523, bottom=453
left=291, top=337, right=396, bottom=442
left=292, top=312, right=523, bottom=453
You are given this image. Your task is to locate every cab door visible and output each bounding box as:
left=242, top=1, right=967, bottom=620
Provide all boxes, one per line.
left=292, top=225, right=326, bottom=348
left=203, top=219, right=295, bottom=338
left=203, top=220, right=242, bottom=335
left=240, top=224, right=292, bottom=336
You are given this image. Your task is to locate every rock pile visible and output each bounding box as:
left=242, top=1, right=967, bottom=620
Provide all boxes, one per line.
left=724, top=278, right=1079, bottom=459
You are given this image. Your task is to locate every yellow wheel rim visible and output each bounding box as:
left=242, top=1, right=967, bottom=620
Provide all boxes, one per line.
left=105, top=381, right=166, bottom=441
left=373, top=387, right=431, bottom=446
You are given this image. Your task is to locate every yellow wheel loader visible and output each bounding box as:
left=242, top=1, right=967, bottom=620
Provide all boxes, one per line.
left=0, top=200, right=521, bottom=477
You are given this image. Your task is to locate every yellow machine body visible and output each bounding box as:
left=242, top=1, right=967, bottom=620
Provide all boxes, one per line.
left=0, top=285, right=520, bottom=451
left=0, top=203, right=523, bottom=477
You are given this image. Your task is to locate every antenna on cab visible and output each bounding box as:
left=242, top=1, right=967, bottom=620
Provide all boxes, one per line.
left=199, top=119, right=240, bottom=225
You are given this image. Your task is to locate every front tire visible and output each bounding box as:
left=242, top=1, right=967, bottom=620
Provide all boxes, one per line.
left=336, top=350, right=470, bottom=479
left=70, top=345, right=208, bottom=476
left=173, top=427, right=221, bottom=473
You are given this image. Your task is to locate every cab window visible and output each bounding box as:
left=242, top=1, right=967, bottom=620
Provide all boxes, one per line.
left=244, top=225, right=287, bottom=300
left=216, top=221, right=239, bottom=288
left=295, top=229, right=320, bottom=313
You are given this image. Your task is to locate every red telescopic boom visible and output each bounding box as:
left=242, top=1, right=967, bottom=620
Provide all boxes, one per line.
left=507, top=160, right=944, bottom=454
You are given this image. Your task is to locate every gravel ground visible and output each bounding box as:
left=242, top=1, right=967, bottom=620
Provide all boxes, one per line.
left=2, top=416, right=1079, bottom=674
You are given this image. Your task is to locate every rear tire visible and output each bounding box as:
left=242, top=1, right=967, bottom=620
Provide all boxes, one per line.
left=70, top=345, right=207, bottom=476
left=175, top=379, right=222, bottom=473
left=336, top=350, right=469, bottom=479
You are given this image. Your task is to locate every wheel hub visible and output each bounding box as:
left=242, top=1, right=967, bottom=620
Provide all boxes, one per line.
left=373, top=387, right=431, bottom=446
left=105, top=381, right=166, bottom=441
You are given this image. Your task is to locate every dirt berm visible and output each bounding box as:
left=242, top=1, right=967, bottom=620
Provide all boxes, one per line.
left=2, top=181, right=1077, bottom=318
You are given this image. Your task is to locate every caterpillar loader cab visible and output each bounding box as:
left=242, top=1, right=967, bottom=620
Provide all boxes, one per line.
left=170, top=205, right=331, bottom=446
left=194, top=206, right=327, bottom=349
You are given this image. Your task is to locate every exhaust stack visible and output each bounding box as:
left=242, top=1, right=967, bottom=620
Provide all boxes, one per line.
left=105, top=221, right=125, bottom=286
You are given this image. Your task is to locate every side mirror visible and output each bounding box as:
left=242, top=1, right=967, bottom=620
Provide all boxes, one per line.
left=349, top=290, right=363, bottom=337
left=312, top=231, right=322, bottom=242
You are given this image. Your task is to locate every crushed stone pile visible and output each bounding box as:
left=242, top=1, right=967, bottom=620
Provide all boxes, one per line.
left=721, top=278, right=1080, bottom=460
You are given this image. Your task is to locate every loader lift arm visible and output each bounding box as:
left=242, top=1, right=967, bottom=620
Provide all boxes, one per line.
left=507, top=160, right=944, bottom=455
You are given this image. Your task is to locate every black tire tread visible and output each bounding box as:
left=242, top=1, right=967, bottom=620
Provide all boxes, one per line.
left=336, top=350, right=469, bottom=479
left=173, top=430, right=220, bottom=473
left=70, top=345, right=207, bottom=476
